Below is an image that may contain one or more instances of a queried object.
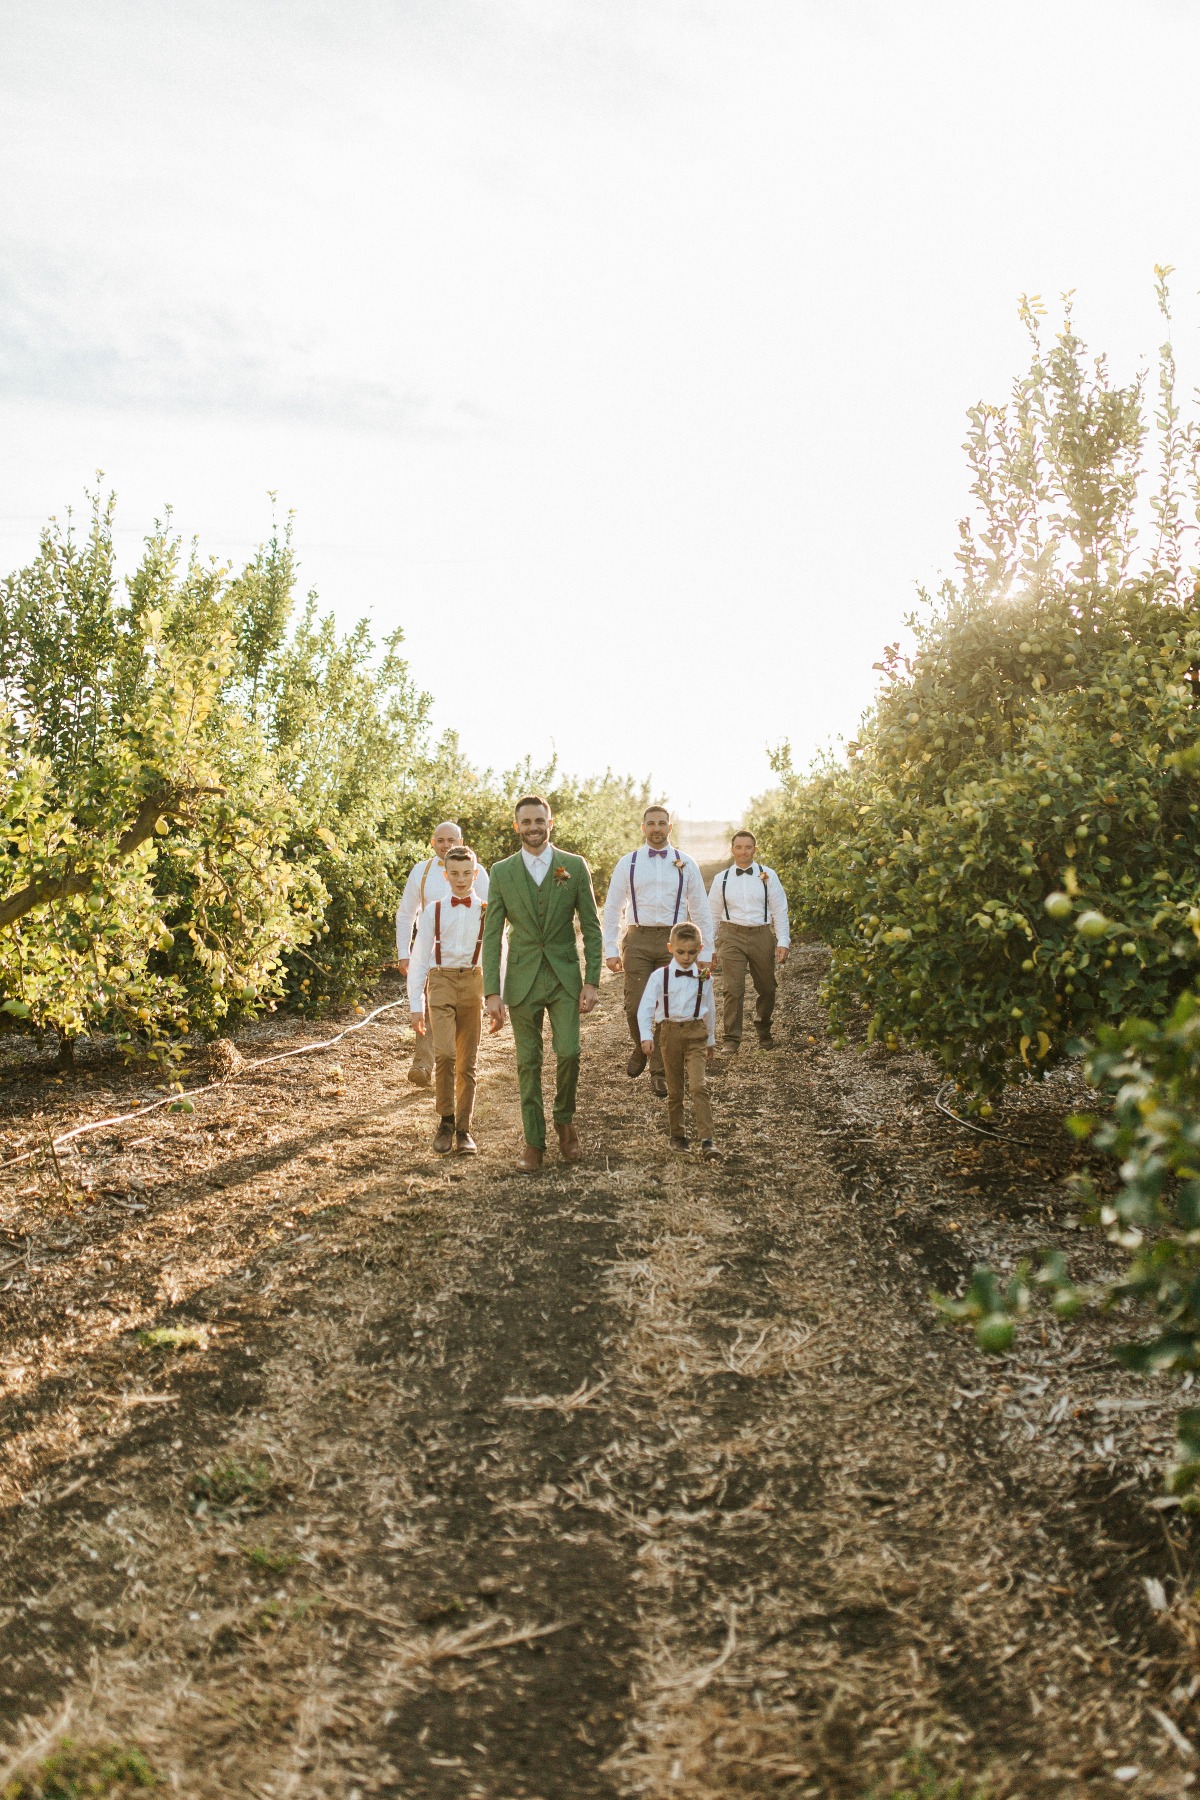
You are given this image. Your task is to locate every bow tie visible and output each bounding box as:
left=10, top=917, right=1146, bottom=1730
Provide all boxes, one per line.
left=450, top=895, right=472, bottom=907
left=735, top=866, right=755, bottom=875
left=648, top=847, right=669, bottom=858
left=674, top=968, right=696, bottom=978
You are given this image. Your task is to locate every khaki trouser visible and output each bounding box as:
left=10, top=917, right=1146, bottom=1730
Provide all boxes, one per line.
left=716, top=921, right=776, bottom=1045
left=427, top=966, right=484, bottom=1130
left=411, top=996, right=435, bottom=1074
left=660, top=1019, right=713, bottom=1140
left=621, top=925, right=673, bottom=1075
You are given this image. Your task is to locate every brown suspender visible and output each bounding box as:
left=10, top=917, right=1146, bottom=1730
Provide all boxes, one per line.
left=433, top=899, right=486, bottom=969
left=722, top=863, right=770, bottom=923
left=662, top=967, right=703, bottom=1021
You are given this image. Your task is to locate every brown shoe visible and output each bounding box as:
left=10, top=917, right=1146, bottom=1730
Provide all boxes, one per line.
left=407, top=1065, right=432, bottom=1088
left=455, top=1131, right=478, bottom=1155
left=701, top=1139, right=720, bottom=1161
left=626, top=1048, right=647, bottom=1078
left=556, top=1122, right=582, bottom=1164
left=650, top=1073, right=668, bottom=1098
left=433, top=1118, right=455, bottom=1154
left=514, top=1142, right=544, bottom=1174
left=669, top=1135, right=690, bottom=1152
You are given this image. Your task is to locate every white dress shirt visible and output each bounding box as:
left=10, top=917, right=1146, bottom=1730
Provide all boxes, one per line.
left=637, top=960, right=717, bottom=1047
left=396, top=855, right=489, bottom=958
left=708, top=861, right=790, bottom=946
left=407, top=892, right=487, bottom=1010
left=521, top=844, right=554, bottom=886
left=603, top=845, right=715, bottom=960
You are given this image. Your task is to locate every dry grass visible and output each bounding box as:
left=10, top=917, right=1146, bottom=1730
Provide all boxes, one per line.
left=1, top=963, right=1199, bottom=1794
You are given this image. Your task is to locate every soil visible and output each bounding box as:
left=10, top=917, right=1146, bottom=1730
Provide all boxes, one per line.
left=1, top=951, right=1200, bottom=1797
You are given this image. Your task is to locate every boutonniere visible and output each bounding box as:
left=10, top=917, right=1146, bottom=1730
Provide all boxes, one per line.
left=760, top=869, right=770, bottom=884
left=673, top=857, right=685, bottom=872
left=553, top=865, right=571, bottom=885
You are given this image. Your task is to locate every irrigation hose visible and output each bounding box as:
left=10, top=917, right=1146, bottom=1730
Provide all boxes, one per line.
left=0, top=995, right=414, bottom=1174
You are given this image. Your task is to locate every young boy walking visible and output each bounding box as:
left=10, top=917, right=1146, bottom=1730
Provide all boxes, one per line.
left=407, top=846, right=487, bottom=1155
left=636, top=922, right=718, bottom=1158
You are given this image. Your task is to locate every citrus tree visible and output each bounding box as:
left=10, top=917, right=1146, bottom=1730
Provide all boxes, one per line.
left=756, top=275, right=1200, bottom=1099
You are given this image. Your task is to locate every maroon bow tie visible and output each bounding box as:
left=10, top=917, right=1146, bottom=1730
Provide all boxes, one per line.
left=450, top=895, right=472, bottom=907
left=735, top=866, right=754, bottom=874
left=648, top=847, right=668, bottom=857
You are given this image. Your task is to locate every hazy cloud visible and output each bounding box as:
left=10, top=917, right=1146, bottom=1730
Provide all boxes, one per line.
left=0, top=251, right=487, bottom=435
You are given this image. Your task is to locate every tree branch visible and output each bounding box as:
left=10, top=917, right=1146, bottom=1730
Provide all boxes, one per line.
left=0, top=785, right=224, bottom=932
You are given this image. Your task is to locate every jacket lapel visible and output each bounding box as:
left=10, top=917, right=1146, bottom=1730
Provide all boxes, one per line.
left=508, top=853, right=543, bottom=930
left=542, top=849, right=570, bottom=930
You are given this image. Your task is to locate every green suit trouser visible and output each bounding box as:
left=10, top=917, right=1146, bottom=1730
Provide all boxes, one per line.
left=507, top=963, right=582, bottom=1148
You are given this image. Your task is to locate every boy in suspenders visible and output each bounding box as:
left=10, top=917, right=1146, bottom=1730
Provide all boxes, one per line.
left=707, top=830, right=790, bottom=1052
left=407, top=847, right=488, bottom=1155
left=396, top=823, right=489, bottom=1087
left=636, top=922, right=718, bottom=1157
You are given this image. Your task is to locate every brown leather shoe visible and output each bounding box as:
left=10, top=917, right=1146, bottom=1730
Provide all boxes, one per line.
left=649, top=1073, right=668, bottom=1098
left=433, top=1118, right=455, bottom=1154
left=669, top=1135, right=690, bottom=1152
left=556, top=1122, right=582, bottom=1164
left=407, top=1065, right=432, bottom=1088
left=514, top=1142, right=544, bottom=1174
left=626, top=1048, right=647, bottom=1078
left=455, top=1131, right=478, bottom=1155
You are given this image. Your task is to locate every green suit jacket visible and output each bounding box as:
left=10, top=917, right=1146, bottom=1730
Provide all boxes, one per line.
left=481, top=848, right=603, bottom=1007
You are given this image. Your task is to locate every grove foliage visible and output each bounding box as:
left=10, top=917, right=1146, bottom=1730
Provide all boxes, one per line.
left=0, top=494, right=648, bottom=1050
left=758, top=277, right=1200, bottom=1097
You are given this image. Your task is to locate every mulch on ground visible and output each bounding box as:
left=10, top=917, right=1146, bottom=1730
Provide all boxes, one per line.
left=1, top=958, right=1198, bottom=1797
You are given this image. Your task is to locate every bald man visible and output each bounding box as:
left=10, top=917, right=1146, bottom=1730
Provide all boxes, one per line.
left=396, top=822, right=489, bottom=1085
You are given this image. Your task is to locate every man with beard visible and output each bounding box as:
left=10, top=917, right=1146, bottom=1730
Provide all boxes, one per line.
left=603, top=805, right=714, bottom=1098
left=482, top=795, right=602, bottom=1173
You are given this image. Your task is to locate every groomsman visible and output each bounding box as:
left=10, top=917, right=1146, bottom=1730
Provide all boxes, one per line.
left=707, top=830, right=789, bottom=1051
left=396, top=821, right=489, bottom=1086
left=603, top=806, right=714, bottom=1097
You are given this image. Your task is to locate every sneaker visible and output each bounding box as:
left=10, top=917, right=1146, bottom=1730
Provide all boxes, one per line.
left=455, top=1131, right=478, bottom=1155
left=433, top=1118, right=455, bottom=1154
left=701, top=1139, right=720, bottom=1161
left=669, top=1135, right=690, bottom=1152
left=407, top=1065, right=432, bottom=1088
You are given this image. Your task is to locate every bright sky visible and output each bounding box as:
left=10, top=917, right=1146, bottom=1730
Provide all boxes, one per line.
left=3, top=1, right=1199, bottom=817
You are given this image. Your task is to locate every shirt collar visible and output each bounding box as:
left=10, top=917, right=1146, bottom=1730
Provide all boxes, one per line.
left=523, top=844, right=553, bottom=865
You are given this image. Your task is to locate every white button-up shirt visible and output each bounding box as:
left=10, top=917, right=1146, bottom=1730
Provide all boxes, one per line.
left=603, top=845, right=715, bottom=961
left=637, top=961, right=717, bottom=1047
left=396, top=855, right=489, bottom=958
left=708, top=862, right=790, bottom=946
left=406, top=892, right=487, bottom=1010
left=521, top=844, right=554, bottom=886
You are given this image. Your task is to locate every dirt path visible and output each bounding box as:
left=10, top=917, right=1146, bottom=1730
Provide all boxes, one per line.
left=1, top=959, right=1197, bottom=1796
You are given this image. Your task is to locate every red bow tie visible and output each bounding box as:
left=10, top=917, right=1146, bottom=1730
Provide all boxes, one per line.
left=450, top=895, right=472, bottom=907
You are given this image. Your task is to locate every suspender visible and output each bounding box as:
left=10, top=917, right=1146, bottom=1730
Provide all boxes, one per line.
left=418, top=855, right=436, bottom=909
left=661, top=967, right=703, bottom=1021
left=433, top=900, right=486, bottom=968
left=629, top=850, right=685, bottom=927
left=721, top=864, right=770, bottom=923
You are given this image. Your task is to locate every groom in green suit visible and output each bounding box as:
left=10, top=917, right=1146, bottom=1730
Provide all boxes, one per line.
left=483, top=794, right=603, bottom=1172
